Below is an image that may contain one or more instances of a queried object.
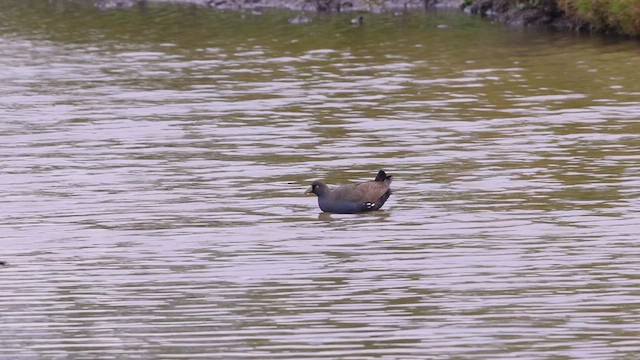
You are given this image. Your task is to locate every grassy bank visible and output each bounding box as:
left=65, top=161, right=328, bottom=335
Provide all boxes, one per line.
left=561, top=0, right=640, bottom=35
left=465, top=0, right=640, bottom=37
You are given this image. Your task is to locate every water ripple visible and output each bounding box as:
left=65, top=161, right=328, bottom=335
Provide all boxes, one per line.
left=1, top=3, right=640, bottom=359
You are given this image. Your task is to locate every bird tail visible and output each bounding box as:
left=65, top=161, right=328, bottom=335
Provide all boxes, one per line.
left=374, top=170, right=393, bottom=185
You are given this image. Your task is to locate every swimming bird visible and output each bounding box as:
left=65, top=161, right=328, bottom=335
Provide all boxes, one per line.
left=351, top=15, right=364, bottom=25
left=305, top=170, right=392, bottom=214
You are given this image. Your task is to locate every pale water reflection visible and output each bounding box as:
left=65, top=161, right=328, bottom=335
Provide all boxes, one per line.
left=1, top=0, right=639, bottom=358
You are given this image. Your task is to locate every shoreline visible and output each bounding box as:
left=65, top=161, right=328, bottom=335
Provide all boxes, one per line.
left=96, top=0, right=465, bottom=12
left=95, top=0, right=638, bottom=37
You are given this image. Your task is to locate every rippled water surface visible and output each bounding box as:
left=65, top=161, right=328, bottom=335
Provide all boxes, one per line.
left=1, top=0, right=640, bottom=358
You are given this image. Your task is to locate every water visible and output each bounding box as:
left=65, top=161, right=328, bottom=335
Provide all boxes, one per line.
left=1, top=1, right=639, bottom=358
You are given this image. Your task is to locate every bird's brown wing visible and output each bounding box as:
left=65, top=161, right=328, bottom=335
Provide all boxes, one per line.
left=331, top=181, right=390, bottom=203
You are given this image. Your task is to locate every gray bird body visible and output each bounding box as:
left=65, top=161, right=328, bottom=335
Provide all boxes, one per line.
left=306, top=170, right=392, bottom=214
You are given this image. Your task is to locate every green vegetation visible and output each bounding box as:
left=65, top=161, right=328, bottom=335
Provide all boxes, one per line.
left=465, top=0, right=640, bottom=37
left=516, top=0, right=541, bottom=9
left=461, top=0, right=475, bottom=8
left=560, top=0, right=640, bottom=35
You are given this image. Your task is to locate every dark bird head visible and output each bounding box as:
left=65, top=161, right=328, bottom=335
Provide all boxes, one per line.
left=374, top=170, right=393, bottom=185
left=305, top=180, right=330, bottom=197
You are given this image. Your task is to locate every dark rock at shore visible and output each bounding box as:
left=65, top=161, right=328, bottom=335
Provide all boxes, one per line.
left=466, top=0, right=588, bottom=32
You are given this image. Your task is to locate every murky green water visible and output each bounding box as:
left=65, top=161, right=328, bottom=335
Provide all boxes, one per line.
left=1, top=0, right=639, bottom=358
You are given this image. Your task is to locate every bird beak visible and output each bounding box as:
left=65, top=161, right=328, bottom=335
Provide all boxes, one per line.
left=304, top=186, right=313, bottom=195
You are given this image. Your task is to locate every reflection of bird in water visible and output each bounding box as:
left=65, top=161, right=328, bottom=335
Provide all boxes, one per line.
left=288, top=15, right=311, bottom=24
left=351, top=15, right=364, bottom=25
left=95, top=0, right=148, bottom=10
